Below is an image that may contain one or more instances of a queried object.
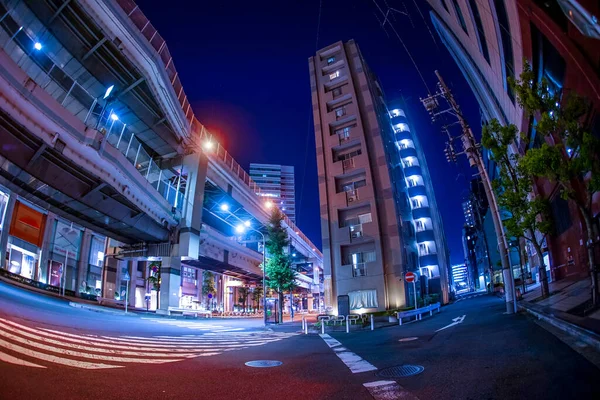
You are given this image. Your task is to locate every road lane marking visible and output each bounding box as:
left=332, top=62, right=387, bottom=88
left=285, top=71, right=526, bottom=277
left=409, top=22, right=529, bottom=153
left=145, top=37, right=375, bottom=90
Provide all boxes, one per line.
left=0, top=324, right=200, bottom=357
left=0, top=328, right=182, bottom=364
left=0, top=338, right=121, bottom=369
left=363, top=380, right=420, bottom=400
left=435, top=315, right=466, bottom=332
left=0, top=317, right=298, bottom=370
left=0, top=349, right=46, bottom=368
left=320, top=334, right=377, bottom=373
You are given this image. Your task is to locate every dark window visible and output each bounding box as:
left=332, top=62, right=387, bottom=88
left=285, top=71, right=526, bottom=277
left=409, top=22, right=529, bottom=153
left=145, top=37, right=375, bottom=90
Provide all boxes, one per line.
left=533, top=0, right=568, bottom=31
left=531, top=24, right=566, bottom=97
left=527, top=117, right=545, bottom=149
left=441, top=0, right=449, bottom=12
left=468, top=0, right=490, bottom=63
left=452, top=0, right=469, bottom=34
left=550, top=196, right=572, bottom=235
left=493, top=0, right=515, bottom=103
left=591, top=113, right=600, bottom=140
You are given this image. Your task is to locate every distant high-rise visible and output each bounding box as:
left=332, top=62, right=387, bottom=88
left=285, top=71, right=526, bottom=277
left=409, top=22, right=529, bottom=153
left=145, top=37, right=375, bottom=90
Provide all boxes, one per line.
left=462, top=200, right=475, bottom=227
left=309, top=40, right=450, bottom=313
left=249, top=164, right=296, bottom=223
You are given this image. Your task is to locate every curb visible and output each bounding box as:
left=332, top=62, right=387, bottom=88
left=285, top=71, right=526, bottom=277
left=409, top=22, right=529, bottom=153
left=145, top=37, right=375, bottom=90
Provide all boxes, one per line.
left=68, top=301, right=135, bottom=316
left=519, top=303, right=600, bottom=353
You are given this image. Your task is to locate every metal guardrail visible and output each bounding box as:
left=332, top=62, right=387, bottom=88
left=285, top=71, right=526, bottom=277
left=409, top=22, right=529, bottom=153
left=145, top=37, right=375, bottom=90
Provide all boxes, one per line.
left=396, top=302, right=441, bottom=326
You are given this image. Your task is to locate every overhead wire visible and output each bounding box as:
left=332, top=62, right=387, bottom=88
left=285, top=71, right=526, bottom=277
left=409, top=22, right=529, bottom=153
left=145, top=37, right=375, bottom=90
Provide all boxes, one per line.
left=371, top=0, right=432, bottom=94
left=297, top=0, right=323, bottom=225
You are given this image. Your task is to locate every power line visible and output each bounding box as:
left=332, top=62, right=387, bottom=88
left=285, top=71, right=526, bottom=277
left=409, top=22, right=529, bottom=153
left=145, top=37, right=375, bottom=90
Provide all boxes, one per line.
left=297, top=0, right=323, bottom=225
left=372, top=0, right=431, bottom=94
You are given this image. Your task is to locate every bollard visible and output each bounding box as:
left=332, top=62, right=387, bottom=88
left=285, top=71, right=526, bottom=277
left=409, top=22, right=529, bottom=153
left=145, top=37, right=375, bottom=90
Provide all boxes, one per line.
left=346, top=316, right=349, bottom=333
left=321, top=320, right=325, bottom=335
left=370, top=314, right=374, bottom=331
left=305, top=321, right=308, bottom=335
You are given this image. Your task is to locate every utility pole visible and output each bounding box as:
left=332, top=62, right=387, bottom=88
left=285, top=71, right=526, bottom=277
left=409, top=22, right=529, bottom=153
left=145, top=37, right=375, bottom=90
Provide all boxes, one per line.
left=420, top=71, right=517, bottom=314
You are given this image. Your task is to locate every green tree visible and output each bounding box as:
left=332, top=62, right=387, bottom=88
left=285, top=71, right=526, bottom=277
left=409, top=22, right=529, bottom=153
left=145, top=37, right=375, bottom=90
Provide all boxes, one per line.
left=482, top=119, right=553, bottom=298
left=265, top=208, right=296, bottom=322
left=238, top=286, right=250, bottom=312
left=252, top=286, right=264, bottom=310
left=202, top=271, right=216, bottom=309
left=512, top=63, right=600, bottom=305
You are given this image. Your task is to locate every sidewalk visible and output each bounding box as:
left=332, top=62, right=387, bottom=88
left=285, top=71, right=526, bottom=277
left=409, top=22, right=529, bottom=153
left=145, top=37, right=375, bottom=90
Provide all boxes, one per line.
left=518, top=276, right=600, bottom=351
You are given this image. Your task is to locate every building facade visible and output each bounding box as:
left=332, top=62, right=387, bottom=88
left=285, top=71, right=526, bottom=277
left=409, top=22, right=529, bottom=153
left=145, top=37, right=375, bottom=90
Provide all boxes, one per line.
left=249, top=163, right=296, bottom=223
left=309, top=40, right=450, bottom=313
left=428, top=0, right=600, bottom=283
left=0, top=0, right=322, bottom=314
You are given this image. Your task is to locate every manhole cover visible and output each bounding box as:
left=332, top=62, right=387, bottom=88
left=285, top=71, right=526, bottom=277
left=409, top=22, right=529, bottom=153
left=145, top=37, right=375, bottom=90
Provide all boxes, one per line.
left=376, top=365, right=424, bottom=378
left=398, top=337, right=419, bottom=342
left=245, top=360, right=283, bottom=368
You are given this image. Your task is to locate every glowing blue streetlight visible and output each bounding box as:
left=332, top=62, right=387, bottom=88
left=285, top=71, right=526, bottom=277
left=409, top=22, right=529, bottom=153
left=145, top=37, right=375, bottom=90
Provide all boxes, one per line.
left=34, top=42, right=42, bottom=51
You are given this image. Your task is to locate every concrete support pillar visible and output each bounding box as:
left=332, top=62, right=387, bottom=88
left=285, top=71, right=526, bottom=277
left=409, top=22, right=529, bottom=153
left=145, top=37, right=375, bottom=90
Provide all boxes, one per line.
left=173, top=152, right=209, bottom=259
left=0, top=195, right=16, bottom=270
left=38, top=211, right=57, bottom=284
left=128, top=260, right=136, bottom=308
left=158, top=257, right=181, bottom=312
left=76, top=229, right=92, bottom=296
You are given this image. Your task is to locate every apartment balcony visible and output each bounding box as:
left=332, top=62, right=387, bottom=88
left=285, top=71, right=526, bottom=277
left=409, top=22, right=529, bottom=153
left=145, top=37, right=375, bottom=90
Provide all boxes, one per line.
left=399, top=147, right=418, bottom=158
left=419, top=254, right=439, bottom=267
left=395, top=130, right=412, bottom=142
left=412, top=206, right=431, bottom=220
left=407, top=185, right=427, bottom=198
left=416, top=229, right=435, bottom=243
left=404, top=165, right=422, bottom=178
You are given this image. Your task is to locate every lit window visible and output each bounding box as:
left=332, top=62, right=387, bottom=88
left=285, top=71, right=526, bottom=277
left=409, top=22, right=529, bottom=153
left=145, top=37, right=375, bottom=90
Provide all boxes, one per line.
left=329, top=70, right=340, bottom=80
left=327, top=56, right=336, bottom=65
left=411, top=198, right=422, bottom=209
left=419, top=243, right=430, bottom=256
left=335, top=107, right=346, bottom=118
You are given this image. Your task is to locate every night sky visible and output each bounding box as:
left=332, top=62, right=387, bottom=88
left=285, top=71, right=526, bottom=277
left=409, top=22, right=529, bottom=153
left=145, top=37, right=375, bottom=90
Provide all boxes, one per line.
left=136, top=0, right=483, bottom=265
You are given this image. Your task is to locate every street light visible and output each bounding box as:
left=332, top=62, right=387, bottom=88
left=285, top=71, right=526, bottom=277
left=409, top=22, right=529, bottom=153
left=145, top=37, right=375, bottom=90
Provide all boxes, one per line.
left=203, top=140, right=214, bottom=151
left=220, top=203, right=229, bottom=211
left=33, top=42, right=42, bottom=51
left=265, top=200, right=274, bottom=209
left=233, top=222, right=268, bottom=327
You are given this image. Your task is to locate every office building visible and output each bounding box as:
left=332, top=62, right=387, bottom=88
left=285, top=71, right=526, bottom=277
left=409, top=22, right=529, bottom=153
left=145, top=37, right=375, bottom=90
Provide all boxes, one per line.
left=462, top=200, right=475, bottom=227
left=427, top=0, right=600, bottom=282
left=309, top=40, right=450, bottom=313
left=249, top=164, right=296, bottom=223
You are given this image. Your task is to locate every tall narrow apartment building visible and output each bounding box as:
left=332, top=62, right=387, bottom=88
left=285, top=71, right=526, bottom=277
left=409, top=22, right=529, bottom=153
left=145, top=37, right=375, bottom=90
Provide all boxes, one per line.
left=309, top=40, right=450, bottom=313
left=249, top=164, right=296, bottom=223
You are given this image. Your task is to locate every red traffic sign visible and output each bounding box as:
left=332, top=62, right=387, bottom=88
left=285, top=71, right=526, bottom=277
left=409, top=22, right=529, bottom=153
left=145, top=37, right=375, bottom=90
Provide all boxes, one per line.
left=405, top=272, right=417, bottom=283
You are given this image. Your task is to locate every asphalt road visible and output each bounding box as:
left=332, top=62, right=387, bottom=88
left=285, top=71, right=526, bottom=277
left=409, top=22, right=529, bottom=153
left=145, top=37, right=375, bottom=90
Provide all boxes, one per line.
left=1, top=282, right=599, bottom=400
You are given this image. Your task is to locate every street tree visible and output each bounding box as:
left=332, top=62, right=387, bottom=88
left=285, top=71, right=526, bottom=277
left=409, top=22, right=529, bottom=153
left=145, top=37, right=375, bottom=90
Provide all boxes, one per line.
left=265, top=208, right=296, bottom=322
left=482, top=119, right=552, bottom=298
left=202, top=271, right=216, bottom=309
left=512, top=63, right=600, bottom=305
left=252, top=286, right=264, bottom=310
left=238, top=286, right=250, bottom=312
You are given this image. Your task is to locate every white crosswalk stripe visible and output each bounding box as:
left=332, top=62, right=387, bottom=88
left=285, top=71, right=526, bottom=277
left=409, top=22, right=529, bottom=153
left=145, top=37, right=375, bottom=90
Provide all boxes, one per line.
left=0, top=317, right=296, bottom=370
left=140, top=318, right=247, bottom=332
